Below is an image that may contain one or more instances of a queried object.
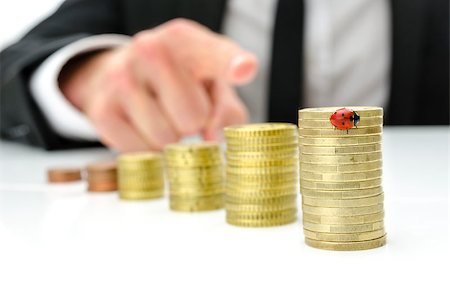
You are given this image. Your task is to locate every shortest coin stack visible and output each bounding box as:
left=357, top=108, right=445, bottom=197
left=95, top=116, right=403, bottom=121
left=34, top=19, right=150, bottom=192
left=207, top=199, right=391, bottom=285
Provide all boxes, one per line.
left=224, top=123, right=299, bottom=227
left=164, top=143, right=224, bottom=212
left=48, top=167, right=82, bottom=183
left=118, top=152, right=165, bottom=200
left=86, top=161, right=118, bottom=192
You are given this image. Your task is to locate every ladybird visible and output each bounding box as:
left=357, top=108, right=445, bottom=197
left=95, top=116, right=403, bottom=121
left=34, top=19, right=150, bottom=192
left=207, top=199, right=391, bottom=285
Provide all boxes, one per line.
left=329, top=108, right=360, bottom=132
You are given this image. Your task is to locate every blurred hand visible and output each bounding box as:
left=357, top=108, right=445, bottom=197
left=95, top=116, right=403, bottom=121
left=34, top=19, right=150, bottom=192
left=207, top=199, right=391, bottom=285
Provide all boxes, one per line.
left=60, top=19, right=258, bottom=152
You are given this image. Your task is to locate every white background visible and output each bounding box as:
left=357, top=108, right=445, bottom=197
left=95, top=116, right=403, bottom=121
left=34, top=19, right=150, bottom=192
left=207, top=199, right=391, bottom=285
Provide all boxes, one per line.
left=0, top=127, right=449, bottom=298
left=0, top=0, right=64, bottom=49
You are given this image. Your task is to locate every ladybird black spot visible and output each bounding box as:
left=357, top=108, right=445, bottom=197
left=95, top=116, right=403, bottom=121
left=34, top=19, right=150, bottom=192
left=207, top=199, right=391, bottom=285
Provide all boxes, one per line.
left=342, top=113, right=344, bottom=116
left=342, top=122, right=345, bottom=125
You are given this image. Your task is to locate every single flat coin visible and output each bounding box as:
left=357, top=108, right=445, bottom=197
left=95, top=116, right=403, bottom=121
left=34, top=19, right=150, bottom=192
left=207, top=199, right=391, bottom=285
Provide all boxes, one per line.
left=302, top=211, right=384, bottom=225
left=300, top=186, right=383, bottom=199
left=299, top=135, right=382, bottom=146
left=300, top=143, right=382, bottom=155
left=300, top=169, right=382, bottom=182
left=300, top=160, right=382, bottom=173
left=302, top=193, right=384, bottom=207
left=302, top=203, right=384, bottom=216
left=299, top=127, right=382, bottom=137
left=300, top=152, right=382, bottom=164
left=300, top=178, right=382, bottom=190
left=304, top=234, right=387, bottom=251
left=303, top=228, right=386, bottom=242
left=302, top=220, right=384, bottom=233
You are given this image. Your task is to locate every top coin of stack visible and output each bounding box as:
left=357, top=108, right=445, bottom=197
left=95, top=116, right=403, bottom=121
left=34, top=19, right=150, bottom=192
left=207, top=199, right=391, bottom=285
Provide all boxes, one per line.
left=118, top=152, right=165, bottom=200
left=164, top=142, right=224, bottom=211
left=298, top=107, right=386, bottom=251
left=86, top=161, right=118, bottom=192
left=224, top=123, right=299, bottom=227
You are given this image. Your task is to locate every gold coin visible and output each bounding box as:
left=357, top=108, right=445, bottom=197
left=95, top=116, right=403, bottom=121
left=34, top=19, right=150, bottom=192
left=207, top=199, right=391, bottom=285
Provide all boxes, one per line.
left=302, top=211, right=384, bottom=225
left=300, top=178, right=382, bottom=190
left=119, top=189, right=164, bottom=200
left=225, top=123, right=298, bottom=137
left=119, top=151, right=162, bottom=163
left=303, top=220, right=384, bottom=233
left=299, top=135, right=382, bottom=146
left=226, top=200, right=297, bottom=212
left=164, top=142, right=221, bottom=153
left=226, top=186, right=297, bottom=198
left=165, top=159, right=222, bottom=167
left=302, top=203, right=383, bottom=216
left=227, top=165, right=298, bottom=175
left=226, top=194, right=297, bottom=205
left=226, top=158, right=299, bottom=168
left=302, top=193, right=384, bottom=207
left=226, top=171, right=297, bottom=182
left=299, top=117, right=383, bottom=128
left=167, top=176, right=223, bottom=185
left=169, top=187, right=223, bottom=196
left=300, top=169, right=382, bottom=182
left=299, top=107, right=383, bottom=119
left=300, top=160, right=382, bottom=173
left=226, top=177, right=298, bottom=187
left=170, top=200, right=224, bottom=212
left=300, top=143, right=382, bottom=155
left=299, top=127, right=382, bottom=138
left=300, top=186, right=383, bottom=199
left=304, top=234, right=387, bottom=251
left=119, top=181, right=165, bottom=189
left=303, top=228, right=386, bottom=242
left=227, top=142, right=298, bottom=152
left=300, top=152, right=382, bottom=164
left=226, top=216, right=297, bottom=227
left=226, top=149, right=298, bottom=159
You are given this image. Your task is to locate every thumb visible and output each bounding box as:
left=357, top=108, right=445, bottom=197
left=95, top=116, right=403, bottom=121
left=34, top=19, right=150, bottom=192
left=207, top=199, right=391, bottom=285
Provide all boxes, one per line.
left=203, top=80, right=249, bottom=141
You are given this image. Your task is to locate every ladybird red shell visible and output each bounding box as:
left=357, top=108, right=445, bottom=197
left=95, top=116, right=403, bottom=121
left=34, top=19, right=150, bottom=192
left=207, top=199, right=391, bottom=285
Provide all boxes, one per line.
left=330, top=108, right=359, bottom=130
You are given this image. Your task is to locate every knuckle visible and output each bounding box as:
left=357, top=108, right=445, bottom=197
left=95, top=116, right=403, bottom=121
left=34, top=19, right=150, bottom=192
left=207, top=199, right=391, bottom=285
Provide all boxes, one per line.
left=132, top=31, right=163, bottom=58
left=163, top=18, right=198, bottom=37
left=88, top=99, right=111, bottom=125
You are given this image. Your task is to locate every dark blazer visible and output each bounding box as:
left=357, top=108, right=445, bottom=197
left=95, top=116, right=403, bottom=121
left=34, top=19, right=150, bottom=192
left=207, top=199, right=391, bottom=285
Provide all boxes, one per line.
left=1, top=0, right=448, bottom=150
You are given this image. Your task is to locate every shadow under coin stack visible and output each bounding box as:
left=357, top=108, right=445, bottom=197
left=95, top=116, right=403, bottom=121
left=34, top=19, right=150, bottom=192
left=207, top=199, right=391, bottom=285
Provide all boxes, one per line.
left=118, top=152, right=164, bottom=200
left=224, top=123, right=299, bottom=227
left=298, top=107, right=386, bottom=251
left=164, top=143, right=224, bottom=211
left=86, top=161, right=118, bottom=192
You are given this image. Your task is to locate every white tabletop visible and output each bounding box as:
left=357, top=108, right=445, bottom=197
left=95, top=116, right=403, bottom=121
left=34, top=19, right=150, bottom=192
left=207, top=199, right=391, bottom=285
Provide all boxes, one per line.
left=0, top=126, right=449, bottom=298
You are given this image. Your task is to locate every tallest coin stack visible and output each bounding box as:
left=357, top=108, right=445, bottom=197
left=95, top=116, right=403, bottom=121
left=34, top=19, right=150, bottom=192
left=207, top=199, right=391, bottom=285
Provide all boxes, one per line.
left=298, top=107, right=386, bottom=251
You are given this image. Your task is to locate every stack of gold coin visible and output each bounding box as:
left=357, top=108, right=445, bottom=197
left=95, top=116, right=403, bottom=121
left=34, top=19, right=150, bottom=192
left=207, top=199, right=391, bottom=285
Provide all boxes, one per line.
left=224, top=123, right=299, bottom=227
left=86, top=161, right=118, bottom=192
left=164, top=143, right=224, bottom=211
left=298, top=107, right=386, bottom=251
left=118, top=152, right=164, bottom=200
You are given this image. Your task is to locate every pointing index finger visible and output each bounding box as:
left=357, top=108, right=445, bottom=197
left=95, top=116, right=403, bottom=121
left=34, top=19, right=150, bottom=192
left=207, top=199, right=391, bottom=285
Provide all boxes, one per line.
left=157, top=19, right=258, bottom=85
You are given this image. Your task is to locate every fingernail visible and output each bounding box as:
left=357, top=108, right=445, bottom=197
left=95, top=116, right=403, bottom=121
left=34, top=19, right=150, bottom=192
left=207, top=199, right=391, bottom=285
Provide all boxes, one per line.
left=229, top=54, right=258, bottom=84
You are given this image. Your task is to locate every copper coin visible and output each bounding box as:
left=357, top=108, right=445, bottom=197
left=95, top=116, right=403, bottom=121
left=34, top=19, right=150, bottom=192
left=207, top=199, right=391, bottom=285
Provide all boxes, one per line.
left=48, top=168, right=82, bottom=183
left=86, top=160, right=117, bottom=174
left=88, top=181, right=118, bottom=192
left=86, top=160, right=118, bottom=192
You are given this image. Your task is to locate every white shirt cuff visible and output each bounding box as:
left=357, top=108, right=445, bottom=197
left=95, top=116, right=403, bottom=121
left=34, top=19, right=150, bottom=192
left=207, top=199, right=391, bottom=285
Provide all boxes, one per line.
left=29, top=34, right=131, bottom=141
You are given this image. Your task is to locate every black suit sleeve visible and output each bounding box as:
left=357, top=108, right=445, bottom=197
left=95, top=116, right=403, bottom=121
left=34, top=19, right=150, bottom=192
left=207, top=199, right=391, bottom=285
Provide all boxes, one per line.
left=0, top=0, right=124, bottom=150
